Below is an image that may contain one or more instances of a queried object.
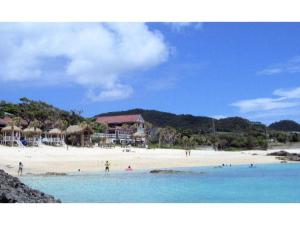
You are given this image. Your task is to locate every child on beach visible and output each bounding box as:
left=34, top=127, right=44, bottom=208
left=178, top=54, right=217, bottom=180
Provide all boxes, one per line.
left=18, top=162, right=23, bottom=176
left=105, top=161, right=110, bottom=173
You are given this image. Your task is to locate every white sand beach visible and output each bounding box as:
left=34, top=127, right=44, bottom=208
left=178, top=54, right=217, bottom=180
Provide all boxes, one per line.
left=0, top=145, right=295, bottom=176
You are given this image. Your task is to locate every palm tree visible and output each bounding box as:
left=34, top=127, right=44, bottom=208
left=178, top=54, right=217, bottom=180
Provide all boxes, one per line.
left=29, top=119, right=42, bottom=131
left=144, top=122, right=153, bottom=145
left=55, top=119, right=69, bottom=131
left=189, top=136, right=197, bottom=149
left=159, top=127, right=179, bottom=148
left=182, top=136, right=189, bottom=150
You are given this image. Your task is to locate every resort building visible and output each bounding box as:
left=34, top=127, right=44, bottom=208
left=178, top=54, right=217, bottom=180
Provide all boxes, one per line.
left=95, top=114, right=146, bottom=145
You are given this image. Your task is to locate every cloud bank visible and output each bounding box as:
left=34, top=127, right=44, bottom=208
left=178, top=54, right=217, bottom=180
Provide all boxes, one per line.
left=0, top=23, right=170, bottom=101
left=232, top=86, right=300, bottom=122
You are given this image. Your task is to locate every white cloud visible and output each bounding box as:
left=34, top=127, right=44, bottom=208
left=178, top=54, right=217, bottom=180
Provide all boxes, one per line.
left=258, top=56, right=300, bottom=75
left=231, top=97, right=298, bottom=113
left=86, top=84, right=133, bottom=102
left=0, top=23, right=170, bottom=101
left=231, top=86, right=300, bottom=122
left=273, top=87, right=300, bottom=98
left=165, top=22, right=203, bottom=32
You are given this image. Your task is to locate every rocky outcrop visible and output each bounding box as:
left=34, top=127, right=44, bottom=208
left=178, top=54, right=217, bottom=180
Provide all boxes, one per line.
left=0, top=169, right=61, bottom=203
left=268, top=151, right=300, bottom=162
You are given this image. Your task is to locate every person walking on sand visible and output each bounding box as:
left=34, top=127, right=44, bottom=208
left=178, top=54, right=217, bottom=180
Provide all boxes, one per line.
left=18, top=162, right=23, bottom=176
left=105, top=161, right=110, bottom=173
left=185, top=150, right=188, bottom=157
left=188, top=150, right=191, bottom=156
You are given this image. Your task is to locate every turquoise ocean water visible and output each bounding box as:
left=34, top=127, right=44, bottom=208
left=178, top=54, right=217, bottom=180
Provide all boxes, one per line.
left=21, top=163, right=300, bottom=203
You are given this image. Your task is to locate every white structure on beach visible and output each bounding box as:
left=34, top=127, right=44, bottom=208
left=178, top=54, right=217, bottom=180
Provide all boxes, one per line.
left=23, top=127, right=43, bottom=146
left=44, top=128, right=65, bottom=146
left=1, top=125, right=23, bottom=146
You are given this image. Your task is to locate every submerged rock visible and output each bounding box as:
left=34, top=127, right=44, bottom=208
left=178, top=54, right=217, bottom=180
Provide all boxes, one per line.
left=267, top=151, right=300, bottom=162
left=150, top=169, right=203, bottom=174
left=42, top=172, right=67, bottom=176
left=0, top=169, right=61, bottom=203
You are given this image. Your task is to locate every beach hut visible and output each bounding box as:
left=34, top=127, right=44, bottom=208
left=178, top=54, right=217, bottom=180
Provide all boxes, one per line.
left=23, top=127, right=43, bottom=146
left=45, top=128, right=65, bottom=146
left=1, top=125, right=23, bottom=146
left=66, top=124, right=93, bottom=147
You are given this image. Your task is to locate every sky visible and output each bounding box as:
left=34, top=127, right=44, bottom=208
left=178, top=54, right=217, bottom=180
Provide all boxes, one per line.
left=0, top=22, right=300, bottom=124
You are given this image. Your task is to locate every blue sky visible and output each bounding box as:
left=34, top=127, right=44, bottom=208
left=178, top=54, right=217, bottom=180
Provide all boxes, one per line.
left=0, top=22, right=300, bottom=124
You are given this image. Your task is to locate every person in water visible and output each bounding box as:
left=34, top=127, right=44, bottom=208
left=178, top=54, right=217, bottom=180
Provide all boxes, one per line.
left=18, top=162, right=23, bottom=176
left=126, top=165, right=133, bottom=171
left=105, top=161, right=110, bottom=173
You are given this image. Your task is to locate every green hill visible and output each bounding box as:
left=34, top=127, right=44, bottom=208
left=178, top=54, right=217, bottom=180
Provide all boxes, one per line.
left=269, top=120, right=300, bottom=132
left=96, top=108, right=266, bottom=133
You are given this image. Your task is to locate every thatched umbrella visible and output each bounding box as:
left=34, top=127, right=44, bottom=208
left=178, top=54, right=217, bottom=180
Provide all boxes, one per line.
left=66, top=124, right=93, bottom=147
left=1, top=125, right=22, bottom=146
left=47, top=128, right=65, bottom=146
left=23, top=127, right=42, bottom=135
left=23, top=127, right=42, bottom=146
left=49, top=128, right=62, bottom=135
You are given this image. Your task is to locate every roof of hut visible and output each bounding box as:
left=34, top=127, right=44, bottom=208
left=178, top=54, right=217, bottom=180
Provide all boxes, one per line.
left=48, top=128, right=63, bottom=135
left=1, top=125, right=22, bottom=132
left=66, top=125, right=93, bottom=134
left=23, top=127, right=42, bottom=134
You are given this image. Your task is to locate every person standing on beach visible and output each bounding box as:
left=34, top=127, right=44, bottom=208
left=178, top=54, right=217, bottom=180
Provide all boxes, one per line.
left=188, top=150, right=191, bottom=156
left=18, top=162, right=23, bottom=176
left=105, top=161, right=110, bottom=173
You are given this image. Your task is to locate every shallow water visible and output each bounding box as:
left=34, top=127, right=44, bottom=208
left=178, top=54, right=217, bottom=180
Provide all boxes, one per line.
left=21, top=163, right=300, bottom=203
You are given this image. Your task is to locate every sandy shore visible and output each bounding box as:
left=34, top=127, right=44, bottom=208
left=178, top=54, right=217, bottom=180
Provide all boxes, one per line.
left=0, top=145, right=296, bottom=176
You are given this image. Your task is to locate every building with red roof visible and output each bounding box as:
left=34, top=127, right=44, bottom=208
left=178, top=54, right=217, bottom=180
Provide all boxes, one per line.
left=95, top=114, right=145, bottom=145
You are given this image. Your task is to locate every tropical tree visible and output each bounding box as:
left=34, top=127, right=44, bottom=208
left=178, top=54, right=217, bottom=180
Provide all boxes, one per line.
left=29, top=119, right=42, bottom=131
left=158, top=127, right=180, bottom=147
left=55, top=119, right=69, bottom=131
left=93, top=122, right=108, bottom=133
left=181, top=136, right=189, bottom=149
left=189, top=135, right=197, bottom=149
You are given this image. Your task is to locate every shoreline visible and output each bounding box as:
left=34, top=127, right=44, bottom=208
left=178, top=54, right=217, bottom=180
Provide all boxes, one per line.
left=20, top=161, right=296, bottom=177
left=0, top=145, right=298, bottom=176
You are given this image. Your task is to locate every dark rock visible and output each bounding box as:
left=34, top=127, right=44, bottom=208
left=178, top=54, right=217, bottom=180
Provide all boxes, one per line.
left=267, top=151, right=290, bottom=157
left=150, top=169, right=203, bottom=174
left=0, top=169, right=61, bottom=203
left=267, top=151, right=300, bottom=162
left=43, top=172, right=67, bottom=176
